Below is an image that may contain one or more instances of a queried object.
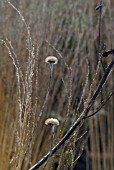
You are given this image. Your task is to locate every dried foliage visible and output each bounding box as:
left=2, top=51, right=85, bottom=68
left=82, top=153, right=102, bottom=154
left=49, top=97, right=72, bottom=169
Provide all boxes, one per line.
left=0, top=0, right=113, bottom=170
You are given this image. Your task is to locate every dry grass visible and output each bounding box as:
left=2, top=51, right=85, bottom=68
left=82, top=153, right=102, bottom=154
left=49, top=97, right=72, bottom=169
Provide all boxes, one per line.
left=0, top=0, right=113, bottom=170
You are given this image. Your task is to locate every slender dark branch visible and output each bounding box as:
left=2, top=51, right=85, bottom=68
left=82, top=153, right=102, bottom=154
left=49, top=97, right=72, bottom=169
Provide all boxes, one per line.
left=98, top=0, right=102, bottom=49
left=84, top=90, right=114, bottom=119
left=84, top=58, right=114, bottom=117
left=29, top=58, right=114, bottom=170
left=97, top=0, right=105, bottom=71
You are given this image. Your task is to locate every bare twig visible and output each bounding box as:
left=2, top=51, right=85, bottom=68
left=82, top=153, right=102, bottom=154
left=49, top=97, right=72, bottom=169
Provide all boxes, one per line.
left=84, top=58, right=114, bottom=117
left=96, top=0, right=105, bottom=72
left=98, top=0, right=102, bottom=50
left=84, top=90, right=114, bottom=119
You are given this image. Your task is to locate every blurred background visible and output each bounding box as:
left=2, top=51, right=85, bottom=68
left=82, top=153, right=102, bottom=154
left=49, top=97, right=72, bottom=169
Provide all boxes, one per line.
left=0, top=0, right=114, bottom=170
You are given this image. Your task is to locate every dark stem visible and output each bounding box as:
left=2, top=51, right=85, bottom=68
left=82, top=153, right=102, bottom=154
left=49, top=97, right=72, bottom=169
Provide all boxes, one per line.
left=98, top=0, right=105, bottom=71
left=42, top=125, right=55, bottom=170
left=49, top=63, right=53, bottom=80
left=98, top=0, right=102, bottom=50
left=84, top=90, right=114, bottom=119
left=84, top=58, right=114, bottom=117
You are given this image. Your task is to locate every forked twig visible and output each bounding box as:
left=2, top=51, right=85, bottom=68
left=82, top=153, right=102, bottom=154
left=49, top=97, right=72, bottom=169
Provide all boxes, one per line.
left=84, top=90, right=114, bottom=119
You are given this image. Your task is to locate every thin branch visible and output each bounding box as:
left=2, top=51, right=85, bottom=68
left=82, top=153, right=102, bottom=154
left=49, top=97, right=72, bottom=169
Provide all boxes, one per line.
left=84, top=58, right=114, bottom=117
left=84, top=90, right=114, bottom=119
left=98, top=0, right=102, bottom=50
left=96, top=0, right=105, bottom=72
